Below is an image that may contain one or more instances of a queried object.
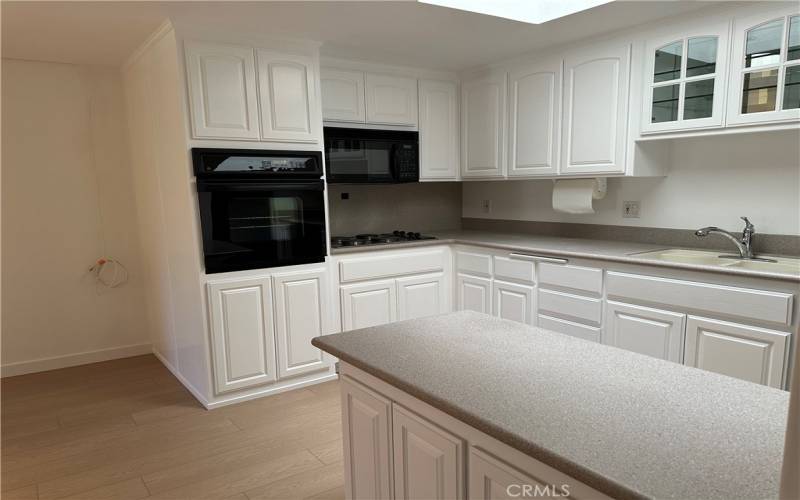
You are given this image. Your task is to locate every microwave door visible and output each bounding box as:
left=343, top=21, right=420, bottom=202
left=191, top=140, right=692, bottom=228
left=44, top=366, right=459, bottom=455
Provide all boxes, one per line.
left=326, top=137, right=394, bottom=183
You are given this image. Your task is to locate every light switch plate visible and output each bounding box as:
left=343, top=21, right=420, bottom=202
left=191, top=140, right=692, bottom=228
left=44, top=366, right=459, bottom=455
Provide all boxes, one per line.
left=623, top=201, right=640, bottom=218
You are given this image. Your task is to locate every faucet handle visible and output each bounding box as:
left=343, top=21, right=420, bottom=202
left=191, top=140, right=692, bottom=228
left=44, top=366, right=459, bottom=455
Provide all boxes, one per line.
left=741, top=216, right=753, bottom=229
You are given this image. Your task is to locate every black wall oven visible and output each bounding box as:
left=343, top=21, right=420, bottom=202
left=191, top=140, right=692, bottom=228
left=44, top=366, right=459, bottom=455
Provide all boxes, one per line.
left=193, top=149, right=327, bottom=274
left=324, top=127, right=418, bottom=183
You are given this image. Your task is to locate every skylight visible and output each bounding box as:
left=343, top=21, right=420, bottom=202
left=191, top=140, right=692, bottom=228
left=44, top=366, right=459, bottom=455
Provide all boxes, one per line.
left=417, top=0, right=616, bottom=24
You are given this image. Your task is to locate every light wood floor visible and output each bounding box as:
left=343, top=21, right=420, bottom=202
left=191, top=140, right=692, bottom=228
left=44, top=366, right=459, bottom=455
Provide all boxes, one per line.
left=1, top=355, right=345, bottom=500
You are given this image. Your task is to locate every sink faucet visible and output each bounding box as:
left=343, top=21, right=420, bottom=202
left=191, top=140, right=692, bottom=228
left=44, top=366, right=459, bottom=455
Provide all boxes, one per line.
left=695, top=217, right=755, bottom=259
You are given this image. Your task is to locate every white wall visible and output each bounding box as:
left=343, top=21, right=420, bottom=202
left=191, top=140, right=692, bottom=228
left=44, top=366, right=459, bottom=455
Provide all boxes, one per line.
left=463, top=130, right=800, bottom=236
left=1, top=59, right=149, bottom=375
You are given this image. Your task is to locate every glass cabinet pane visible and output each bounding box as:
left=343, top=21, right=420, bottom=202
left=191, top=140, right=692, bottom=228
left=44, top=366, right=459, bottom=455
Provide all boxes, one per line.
left=654, top=41, right=682, bottom=82
left=684, top=79, right=714, bottom=119
left=686, top=37, right=717, bottom=77
left=741, top=69, right=778, bottom=113
left=784, top=65, right=800, bottom=109
left=652, top=84, right=679, bottom=123
left=745, top=19, right=783, bottom=68
left=788, top=16, right=800, bottom=61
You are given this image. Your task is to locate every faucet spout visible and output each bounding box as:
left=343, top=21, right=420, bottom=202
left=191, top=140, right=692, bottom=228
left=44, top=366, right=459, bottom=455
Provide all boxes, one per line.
left=694, top=218, right=755, bottom=259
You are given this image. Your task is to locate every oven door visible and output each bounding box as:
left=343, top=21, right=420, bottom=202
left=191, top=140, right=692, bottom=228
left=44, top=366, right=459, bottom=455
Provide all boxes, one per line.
left=196, top=180, right=327, bottom=273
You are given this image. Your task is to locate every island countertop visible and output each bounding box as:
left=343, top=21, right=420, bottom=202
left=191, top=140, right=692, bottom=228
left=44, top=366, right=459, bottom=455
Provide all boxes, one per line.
left=312, top=311, right=790, bottom=500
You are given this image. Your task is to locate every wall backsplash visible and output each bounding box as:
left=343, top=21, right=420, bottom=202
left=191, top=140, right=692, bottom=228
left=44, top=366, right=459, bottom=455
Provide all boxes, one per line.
left=328, top=182, right=462, bottom=235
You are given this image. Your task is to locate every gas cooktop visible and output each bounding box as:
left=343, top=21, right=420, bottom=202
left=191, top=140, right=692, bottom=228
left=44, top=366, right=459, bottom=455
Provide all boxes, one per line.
left=331, top=230, right=437, bottom=249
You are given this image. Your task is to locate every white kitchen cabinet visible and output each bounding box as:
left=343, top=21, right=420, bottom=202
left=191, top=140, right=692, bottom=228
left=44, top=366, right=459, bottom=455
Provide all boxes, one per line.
left=366, top=73, right=419, bottom=126
left=341, top=279, right=398, bottom=331
left=538, top=315, right=601, bottom=343
left=185, top=41, right=260, bottom=140
left=493, top=280, right=534, bottom=325
left=468, top=447, right=549, bottom=500
left=207, top=276, right=276, bottom=393
left=321, top=68, right=366, bottom=122
left=561, top=43, right=630, bottom=175
left=508, top=59, right=561, bottom=177
left=341, top=376, right=393, bottom=500
left=272, top=267, right=329, bottom=380
left=419, top=79, right=460, bottom=180
left=684, top=316, right=790, bottom=388
left=726, top=7, right=800, bottom=127
left=397, top=272, right=448, bottom=321
left=392, top=404, right=464, bottom=500
left=256, top=50, right=318, bottom=143
left=457, top=274, right=492, bottom=315
left=604, top=301, right=686, bottom=363
left=461, top=72, right=507, bottom=178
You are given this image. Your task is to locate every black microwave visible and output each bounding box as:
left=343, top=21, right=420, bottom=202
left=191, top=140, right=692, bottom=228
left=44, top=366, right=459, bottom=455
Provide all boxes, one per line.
left=324, top=127, right=418, bottom=183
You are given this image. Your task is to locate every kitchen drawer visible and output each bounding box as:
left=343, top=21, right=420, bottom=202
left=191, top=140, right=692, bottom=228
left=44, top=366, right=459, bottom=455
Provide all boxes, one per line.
left=493, top=256, right=535, bottom=284
left=456, top=250, right=492, bottom=277
left=606, top=272, right=793, bottom=325
left=537, top=314, right=601, bottom=343
left=538, top=262, right=602, bottom=295
left=339, top=248, right=446, bottom=283
left=538, top=288, right=602, bottom=326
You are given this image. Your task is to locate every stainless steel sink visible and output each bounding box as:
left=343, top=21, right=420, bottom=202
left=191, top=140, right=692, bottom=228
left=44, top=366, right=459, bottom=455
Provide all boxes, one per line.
left=630, top=249, right=800, bottom=276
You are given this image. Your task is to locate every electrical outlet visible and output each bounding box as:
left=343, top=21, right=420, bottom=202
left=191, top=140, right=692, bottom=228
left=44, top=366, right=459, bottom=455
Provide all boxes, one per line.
left=481, top=199, right=491, bottom=214
left=623, top=201, right=640, bottom=218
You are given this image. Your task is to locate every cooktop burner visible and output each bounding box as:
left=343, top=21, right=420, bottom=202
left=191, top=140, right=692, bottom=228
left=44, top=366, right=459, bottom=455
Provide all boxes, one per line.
left=331, top=230, right=437, bottom=249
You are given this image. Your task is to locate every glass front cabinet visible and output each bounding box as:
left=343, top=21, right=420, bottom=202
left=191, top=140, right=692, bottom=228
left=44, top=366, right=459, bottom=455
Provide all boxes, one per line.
left=642, top=21, right=730, bottom=133
left=727, top=8, right=800, bottom=126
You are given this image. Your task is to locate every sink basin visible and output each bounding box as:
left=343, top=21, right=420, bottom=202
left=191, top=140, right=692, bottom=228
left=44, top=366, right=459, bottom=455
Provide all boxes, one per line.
left=630, top=249, right=800, bottom=276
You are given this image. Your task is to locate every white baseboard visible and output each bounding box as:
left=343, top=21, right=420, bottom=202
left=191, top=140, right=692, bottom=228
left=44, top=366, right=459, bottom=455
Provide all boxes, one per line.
left=1, top=343, right=153, bottom=378
left=205, top=371, right=339, bottom=410
left=151, top=349, right=211, bottom=409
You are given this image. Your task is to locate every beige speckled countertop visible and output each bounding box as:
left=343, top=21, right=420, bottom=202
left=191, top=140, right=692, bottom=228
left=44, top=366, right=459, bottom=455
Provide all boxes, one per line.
left=330, top=229, right=800, bottom=282
left=313, top=311, right=790, bottom=500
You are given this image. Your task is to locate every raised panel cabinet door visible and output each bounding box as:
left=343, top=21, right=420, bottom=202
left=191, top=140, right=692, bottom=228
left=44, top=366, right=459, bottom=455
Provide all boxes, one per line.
left=392, top=404, right=464, bottom=500
left=366, top=73, right=419, bottom=126
left=684, top=316, right=790, bottom=388
left=508, top=60, right=562, bottom=176
left=561, top=43, right=630, bottom=174
left=492, top=280, right=534, bottom=325
left=469, top=448, right=565, bottom=500
left=603, top=301, right=686, bottom=363
left=461, top=73, right=507, bottom=178
left=256, top=50, right=318, bottom=143
left=341, top=376, right=393, bottom=500
left=457, top=274, right=492, bottom=315
left=419, top=80, right=460, bottom=180
left=321, top=68, right=366, bottom=122
left=185, top=41, right=260, bottom=140
left=272, top=267, right=329, bottom=380
left=207, top=276, right=276, bottom=393
left=397, top=273, right=448, bottom=321
left=341, top=279, right=398, bottom=331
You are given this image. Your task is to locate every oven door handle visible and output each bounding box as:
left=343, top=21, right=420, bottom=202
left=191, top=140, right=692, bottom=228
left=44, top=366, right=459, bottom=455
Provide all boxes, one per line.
left=196, top=181, right=324, bottom=192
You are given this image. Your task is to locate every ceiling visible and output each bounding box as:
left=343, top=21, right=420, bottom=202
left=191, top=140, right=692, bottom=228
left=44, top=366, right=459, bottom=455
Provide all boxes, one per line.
left=1, top=1, right=727, bottom=71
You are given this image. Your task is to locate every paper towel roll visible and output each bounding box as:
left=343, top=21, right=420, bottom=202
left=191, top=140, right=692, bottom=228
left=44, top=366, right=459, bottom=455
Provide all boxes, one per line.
left=552, top=178, right=606, bottom=214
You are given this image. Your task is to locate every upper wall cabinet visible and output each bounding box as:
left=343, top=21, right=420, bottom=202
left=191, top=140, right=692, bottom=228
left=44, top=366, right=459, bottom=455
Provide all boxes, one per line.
left=561, top=43, right=630, bottom=175
left=418, top=80, right=460, bottom=180
left=185, top=41, right=261, bottom=140
left=256, top=51, right=318, bottom=143
left=366, top=73, right=418, bottom=126
left=461, top=72, right=507, bottom=178
left=508, top=59, right=562, bottom=177
left=320, top=68, right=366, bottom=123
left=727, top=7, right=800, bottom=127
left=641, top=21, right=730, bottom=134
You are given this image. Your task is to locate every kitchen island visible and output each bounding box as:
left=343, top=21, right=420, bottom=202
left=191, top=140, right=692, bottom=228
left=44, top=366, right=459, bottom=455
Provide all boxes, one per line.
left=312, top=311, right=790, bottom=500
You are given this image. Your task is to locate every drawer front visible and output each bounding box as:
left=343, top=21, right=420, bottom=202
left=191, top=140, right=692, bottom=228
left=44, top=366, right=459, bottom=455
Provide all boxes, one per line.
left=537, top=315, right=601, bottom=343
left=493, top=256, right=535, bottom=284
left=538, top=263, right=602, bottom=295
left=456, top=250, right=492, bottom=277
left=606, top=271, right=793, bottom=325
left=537, top=289, right=602, bottom=325
left=339, top=249, right=446, bottom=283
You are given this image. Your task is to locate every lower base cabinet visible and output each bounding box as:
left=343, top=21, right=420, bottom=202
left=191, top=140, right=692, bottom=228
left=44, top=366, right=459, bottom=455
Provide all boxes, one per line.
left=469, top=448, right=558, bottom=500
left=493, top=280, right=535, bottom=325
left=458, top=274, right=492, bottom=314
left=397, top=273, right=448, bottom=321
left=341, top=279, right=398, bottom=331
left=604, top=301, right=685, bottom=363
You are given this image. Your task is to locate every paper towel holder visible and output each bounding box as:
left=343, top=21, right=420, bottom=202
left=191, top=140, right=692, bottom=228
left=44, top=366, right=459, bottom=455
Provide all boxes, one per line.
left=550, top=177, right=607, bottom=199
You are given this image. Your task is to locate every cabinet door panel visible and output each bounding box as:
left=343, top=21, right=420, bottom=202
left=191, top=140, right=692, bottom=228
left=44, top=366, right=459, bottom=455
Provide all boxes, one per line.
left=341, top=280, right=397, bottom=331
left=419, top=80, right=460, bottom=180
left=469, top=448, right=557, bottom=500
left=393, top=405, right=464, bottom=500
left=366, top=73, right=418, bottom=126
left=493, top=280, right=534, bottom=325
left=185, top=41, right=260, bottom=139
left=461, top=74, right=507, bottom=178
left=538, top=315, right=601, bottom=343
left=684, top=316, right=790, bottom=388
left=272, top=268, right=328, bottom=379
left=321, top=68, right=366, bottom=122
left=604, top=301, right=685, bottom=362
left=207, top=277, right=276, bottom=393
left=257, top=51, right=317, bottom=142
left=457, top=274, right=492, bottom=315
left=341, top=376, right=393, bottom=500
left=397, top=273, right=448, bottom=321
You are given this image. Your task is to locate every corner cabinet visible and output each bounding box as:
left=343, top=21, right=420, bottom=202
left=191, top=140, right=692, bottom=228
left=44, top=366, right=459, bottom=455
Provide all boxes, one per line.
left=561, top=43, right=630, bottom=175
left=418, top=79, right=460, bottom=180
left=461, top=72, right=507, bottom=179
